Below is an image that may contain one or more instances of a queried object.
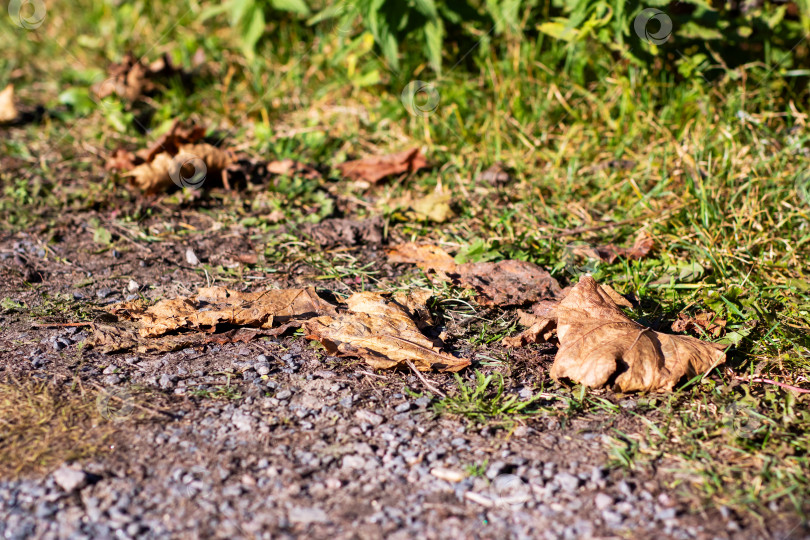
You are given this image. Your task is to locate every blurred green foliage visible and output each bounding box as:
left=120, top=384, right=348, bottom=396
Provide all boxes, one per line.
left=211, top=0, right=810, bottom=86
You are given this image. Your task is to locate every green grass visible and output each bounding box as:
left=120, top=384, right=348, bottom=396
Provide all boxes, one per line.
left=2, top=0, right=809, bottom=524
left=435, top=371, right=546, bottom=428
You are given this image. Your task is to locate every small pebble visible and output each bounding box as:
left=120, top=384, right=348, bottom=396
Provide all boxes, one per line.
left=430, top=468, right=467, bottom=483
left=186, top=249, right=200, bottom=266
left=53, top=466, right=87, bottom=493
left=394, top=402, right=411, bottom=413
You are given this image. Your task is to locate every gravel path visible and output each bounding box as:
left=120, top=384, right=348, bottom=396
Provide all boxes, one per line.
left=2, top=336, right=799, bottom=540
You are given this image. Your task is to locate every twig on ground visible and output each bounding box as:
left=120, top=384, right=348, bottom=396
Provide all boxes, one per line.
left=405, top=360, right=446, bottom=398
left=33, top=322, right=93, bottom=328
left=356, top=370, right=388, bottom=379
left=735, top=375, right=810, bottom=394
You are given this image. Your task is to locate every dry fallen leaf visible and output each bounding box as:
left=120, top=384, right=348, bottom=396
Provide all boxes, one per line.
left=595, top=233, right=654, bottom=264
left=96, top=52, right=194, bottom=102
left=387, top=189, right=454, bottom=223
left=105, top=149, right=137, bottom=171
left=502, top=315, right=556, bottom=348
left=137, top=120, right=207, bottom=162
left=336, top=148, right=428, bottom=184
left=303, top=217, right=384, bottom=248
left=502, top=284, right=634, bottom=347
left=387, top=243, right=562, bottom=306
left=122, top=138, right=233, bottom=194
left=387, top=242, right=456, bottom=273
left=304, top=290, right=468, bottom=372
left=266, top=159, right=322, bottom=180
left=550, top=276, right=726, bottom=392
left=109, top=287, right=336, bottom=338
left=672, top=311, right=727, bottom=338
left=0, top=84, right=19, bottom=124
left=476, top=163, right=512, bottom=186
left=454, top=259, right=562, bottom=307
left=87, top=323, right=210, bottom=354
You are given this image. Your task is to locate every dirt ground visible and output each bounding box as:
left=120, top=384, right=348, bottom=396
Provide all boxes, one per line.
left=0, top=205, right=807, bottom=540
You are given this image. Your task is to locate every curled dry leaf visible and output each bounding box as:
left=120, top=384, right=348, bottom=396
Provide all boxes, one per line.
left=0, top=84, right=19, bottom=124
left=336, top=148, right=428, bottom=184
left=137, top=121, right=207, bottom=162
left=107, top=121, right=234, bottom=194
left=475, top=163, right=512, bottom=186
left=109, top=287, right=336, bottom=338
left=127, top=143, right=233, bottom=194
left=266, top=159, right=322, bottom=180
left=387, top=243, right=562, bottom=307
left=304, top=290, right=468, bottom=372
left=105, top=149, right=137, bottom=171
left=550, top=276, right=726, bottom=392
left=95, top=52, right=195, bottom=102
left=672, top=311, right=727, bottom=338
left=594, top=232, right=654, bottom=264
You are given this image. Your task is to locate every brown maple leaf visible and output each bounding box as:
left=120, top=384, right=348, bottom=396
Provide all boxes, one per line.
left=304, top=290, right=468, bottom=372
left=336, top=148, right=428, bottom=184
left=387, top=243, right=562, bottom=307
left=550, top=276, right=726, bottom=392
left=108, top=287, right=336, bottom=338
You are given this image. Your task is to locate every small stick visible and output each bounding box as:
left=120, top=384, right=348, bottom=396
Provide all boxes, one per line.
left=735, top=375, right=810, bottom=394
left=405, top=360, right=446, bottom=398
left=33, top=322, right=93, bottom=328
left=356, top=370, right=388, bottom=380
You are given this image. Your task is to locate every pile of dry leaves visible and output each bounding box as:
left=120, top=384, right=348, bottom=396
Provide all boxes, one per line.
left=91, top=238, right=726, bottom=393
left=91, top=286, right=468, bottom=373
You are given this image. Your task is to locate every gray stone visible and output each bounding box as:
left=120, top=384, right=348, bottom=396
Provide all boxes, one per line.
left=414, top=396, right=431, bottom=408
left=486, top=461, right=507, bottom=480
left=656, top=507, right=677, bottom=521
left=288, top=506, right=329, bottom=525
left=255, top=364, right=271, bottom=376
left=355, top=410, right=384, bottom=426
left=97, top=288, right=114, bottom=299
left=394, top=402, right=411, bottom=413
left=341, top=455, right=366, bottom=470
left=231, top=411, right=254, bottom=432
left=53, top=466, right=87, bottom=493
left=555, top=472, right=581, bottom=492
left=185, top=249, right=200, bottom=266
left=594, top=493, right=613, bottom=510
left=602, top=509, right=624, bottom=526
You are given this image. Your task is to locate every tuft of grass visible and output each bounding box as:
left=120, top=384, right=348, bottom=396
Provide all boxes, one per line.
left=435, top=370, right=544, bottom=429
left=0, top=377, right=125, bottom=478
